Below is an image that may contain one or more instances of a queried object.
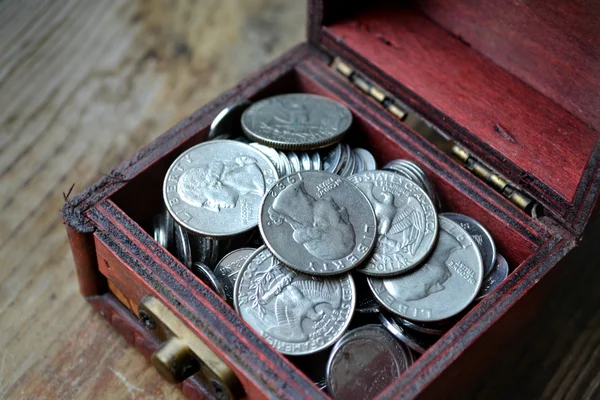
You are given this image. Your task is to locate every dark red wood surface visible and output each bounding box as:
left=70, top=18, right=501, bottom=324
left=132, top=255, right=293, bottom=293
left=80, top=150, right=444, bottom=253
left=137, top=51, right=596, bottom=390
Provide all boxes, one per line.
left=321, top=4, right=597, bottom=205
left=416, top=0, right=600, bottom=132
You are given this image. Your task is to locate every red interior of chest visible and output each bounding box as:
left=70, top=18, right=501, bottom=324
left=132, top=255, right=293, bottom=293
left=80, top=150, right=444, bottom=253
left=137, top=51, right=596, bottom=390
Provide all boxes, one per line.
left=107, top=53, right=552, bottom=395
left=318, top=1, right=599, bottom=206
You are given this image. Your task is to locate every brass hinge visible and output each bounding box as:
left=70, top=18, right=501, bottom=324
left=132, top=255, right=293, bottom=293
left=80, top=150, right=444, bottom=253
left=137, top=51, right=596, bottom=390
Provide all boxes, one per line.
left=330, top=57, right=543, bottom=218
left=332, top=57, right=408, bottom=120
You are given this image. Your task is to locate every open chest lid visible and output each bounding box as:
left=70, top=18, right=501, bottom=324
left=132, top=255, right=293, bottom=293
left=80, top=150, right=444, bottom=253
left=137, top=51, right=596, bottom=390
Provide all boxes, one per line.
left=308, top=0, right=600, bottom=236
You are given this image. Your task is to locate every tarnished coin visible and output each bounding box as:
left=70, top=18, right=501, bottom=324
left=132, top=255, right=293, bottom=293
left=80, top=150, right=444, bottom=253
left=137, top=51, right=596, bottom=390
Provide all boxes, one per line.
left=348, top=171, right=438, bottom=276
left=172, top=223, right=192, bottom=269
left=368, top=216, right=483, bottom=321
left=209, top=101, right=250, bottom=139
left=379, top=313, right=436, bottom=354
left=234, top=247, right=355, bottom=355
left=442, top=212, right=496, bottom=277
left=163, top=140, right=278, bottom=238
left=213, top=248, right=256, bottom=303
left=326, top=325, right=412, bottom=399
left=241, top=94, right=352, bottom=150
left=191, top=262, right=227, bottom=300
left=476, top=253, right=509, bottom=300
left=259, top=171, right=377, bottom=275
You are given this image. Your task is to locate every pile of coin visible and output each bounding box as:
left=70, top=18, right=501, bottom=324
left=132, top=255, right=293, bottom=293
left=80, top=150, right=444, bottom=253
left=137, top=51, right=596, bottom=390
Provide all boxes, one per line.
left=151, top=93, right=509, bottom=398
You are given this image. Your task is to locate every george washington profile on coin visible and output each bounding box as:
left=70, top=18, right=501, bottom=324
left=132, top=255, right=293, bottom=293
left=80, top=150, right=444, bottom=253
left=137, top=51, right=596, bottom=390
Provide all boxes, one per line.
left=393, top=232, right=459, bottom=301
left=267, top=180, right=355, bottom=260
left=164, top=140, right=278, bottom=238
left=178, top=156, right=266, bottom=212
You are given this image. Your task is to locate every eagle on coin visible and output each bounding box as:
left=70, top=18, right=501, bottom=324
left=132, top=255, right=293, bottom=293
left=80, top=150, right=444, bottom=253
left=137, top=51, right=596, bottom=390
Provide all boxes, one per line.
left=269, top=279, right=341, bottom=342
left=364, top=183, right=426, bottom=256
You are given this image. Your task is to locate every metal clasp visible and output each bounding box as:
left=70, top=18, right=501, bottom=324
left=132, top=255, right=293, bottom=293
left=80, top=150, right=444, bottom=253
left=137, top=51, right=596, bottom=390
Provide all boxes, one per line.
left=138, top=296, right=244, bottom=400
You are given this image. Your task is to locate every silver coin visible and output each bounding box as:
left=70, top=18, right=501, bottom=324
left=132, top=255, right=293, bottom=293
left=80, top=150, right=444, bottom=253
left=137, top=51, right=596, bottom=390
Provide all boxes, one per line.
left=476, top=253, right=509, bottom=300
left=163, top=140, right=278, bottom=238
left=353, top=273, right=381, bottom=314
left=208, top=237, right=220, bottom=268
left=249, top=142, right=284, bottom=177
left=348, top=171, right=438, bottom=276
left=209, top=101, right=250, bottom=140
left=259, top=171, right=377, bottom=275
left=354, top=148, right=377, bottom=171
left=338, top=144, right=355, bottom=177
left=352, top=149, right=365, bottom=174
left=287, top=151, right=302, bottom=173
left=311, top=151, right=322, bottom=171
left=326, top=324, right=412, bottom=399
left=300, top=152, right=313, bottom=171
left=395, top=316, right=447, bottom=336
left=441, top=213, right=496, bottom=277
left=241, top=94, right=352, bottom=150
left=172, top=223, right=192, bottom=268
left=278, top=150, right=293, bottom=177
left=191, top=262, right=227, bottom=300
left=153, top=214, right=168, bottom=248
left=368, top=216, right=483, bottom=321
left=379, top=313, right=436, bottom=354
left=234, top=246, right=356, bottom=355
left=323, top=144, right=343, bottom=173
left=213, top=248, right=256, bottom=303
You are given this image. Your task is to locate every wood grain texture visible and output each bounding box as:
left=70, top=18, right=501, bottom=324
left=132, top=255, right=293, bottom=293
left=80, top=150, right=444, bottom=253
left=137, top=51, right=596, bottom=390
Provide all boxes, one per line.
left=0, top=0, right=303, bottom=398
left=1, top=1, right=599, bottom=400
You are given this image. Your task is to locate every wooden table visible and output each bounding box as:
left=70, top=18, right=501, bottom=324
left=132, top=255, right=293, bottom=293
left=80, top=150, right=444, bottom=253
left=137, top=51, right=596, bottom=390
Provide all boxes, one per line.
left=0, top=1, right=598, bottom=399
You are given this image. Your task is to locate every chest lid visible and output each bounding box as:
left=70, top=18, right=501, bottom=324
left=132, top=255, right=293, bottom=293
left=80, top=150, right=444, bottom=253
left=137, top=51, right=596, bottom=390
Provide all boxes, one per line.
left=308, top=0, right=600, bottom=235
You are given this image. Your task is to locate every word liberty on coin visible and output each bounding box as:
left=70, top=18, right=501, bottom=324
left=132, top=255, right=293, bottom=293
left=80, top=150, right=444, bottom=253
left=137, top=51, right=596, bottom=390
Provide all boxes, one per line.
left=259, top=171, right=377, bottom=275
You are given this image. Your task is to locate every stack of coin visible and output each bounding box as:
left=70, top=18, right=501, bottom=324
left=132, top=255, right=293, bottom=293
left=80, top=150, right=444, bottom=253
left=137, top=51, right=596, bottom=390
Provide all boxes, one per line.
left=152, top=93, right=510, bottom=397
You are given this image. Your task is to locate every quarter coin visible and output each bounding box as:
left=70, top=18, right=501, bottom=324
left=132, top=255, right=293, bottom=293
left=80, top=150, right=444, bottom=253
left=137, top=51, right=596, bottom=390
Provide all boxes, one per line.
left=259, top=171, right=377, bottom=275
left=163, top=140, right=278, bottom=238
left=379, top=313, right=436, bottom=354
left=476, top=253, right=509, bottom=300
left=213, top=247, right=256, bottom=303
left=323, top=144, right=343, bottom=174
left=326, top=325, right=412, bottom=399
left=241, top=94, right=352, bottom=150
left=208, top=101, right=250, bottom=139
left=191, top=262, right=227, bottom=300
left=354, top=148, right=377, bottom=171
left=348, top=171, right=438, bottom=276
left=172, top=223, right=192, bottom=269
left=395, top=316, right=447, bottom=336
left=368, top=216, right=484, bottom=321
left=234, top=246, right=355, bottom=356
left=442, top=212, right=496, bottom=277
